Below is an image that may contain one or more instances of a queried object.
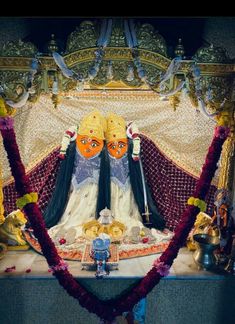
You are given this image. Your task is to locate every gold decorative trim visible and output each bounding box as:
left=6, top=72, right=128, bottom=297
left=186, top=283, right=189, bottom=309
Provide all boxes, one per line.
left=179, top=61, right=234, bottom=75
left=0, top=57, right=33, bottom=69
left=63, top=47, right=170, bottom=70
left=1, top=53, right=233, bottom=76
left=217, top=138, right=234, bottom=191
left=0, top=22, right=234, bottom=107
left=60, top=89, right=160, bottom=98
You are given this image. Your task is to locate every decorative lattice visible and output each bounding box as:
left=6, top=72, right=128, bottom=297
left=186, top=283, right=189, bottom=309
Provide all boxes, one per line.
left=3, top=148, right=60, bottom=214
left=140, top=134, right=216, bottom=230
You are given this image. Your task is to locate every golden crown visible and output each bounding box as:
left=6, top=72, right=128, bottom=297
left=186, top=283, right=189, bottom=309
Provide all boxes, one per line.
left=106, top=112, right=127, bottom=142
left=78, top=110, right=107, bottom=140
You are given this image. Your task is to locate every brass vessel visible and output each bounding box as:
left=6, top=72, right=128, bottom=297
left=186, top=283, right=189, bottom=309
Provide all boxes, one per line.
left=193, top=233, right=220, bottom=270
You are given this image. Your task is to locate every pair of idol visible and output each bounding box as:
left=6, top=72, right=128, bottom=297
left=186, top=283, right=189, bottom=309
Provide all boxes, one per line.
left=43, top=110, right=166, bottom=241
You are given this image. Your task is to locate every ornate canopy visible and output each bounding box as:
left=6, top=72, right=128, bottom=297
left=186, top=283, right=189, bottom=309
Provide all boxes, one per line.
left=0, top=18, right=233, bottom=111
left=0, top=18, right=234, bottom=193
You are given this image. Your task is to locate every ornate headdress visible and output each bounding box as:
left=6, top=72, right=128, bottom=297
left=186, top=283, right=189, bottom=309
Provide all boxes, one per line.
left=78, top=110, right=107, bottom=140
left=105, top=112, right=127, bottom=142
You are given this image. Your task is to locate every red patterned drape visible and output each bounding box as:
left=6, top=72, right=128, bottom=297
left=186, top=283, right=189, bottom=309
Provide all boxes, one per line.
left=3, top=148, right=60, bottom=214
left=140, top=134, right=217, bottom=230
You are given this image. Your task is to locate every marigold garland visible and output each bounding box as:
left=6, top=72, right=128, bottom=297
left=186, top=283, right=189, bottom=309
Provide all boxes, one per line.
left=187, top=197, right=207, bottom=212
left=16, top=192, right=38, bottom=209
left=0, top=117, right=229, bottom=322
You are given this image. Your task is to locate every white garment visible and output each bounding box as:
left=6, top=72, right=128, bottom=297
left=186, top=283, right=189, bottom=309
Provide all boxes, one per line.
left=110, top=180, right=144, bottom=233
left=48, top=182, right=98, bottom=240
left=48, top=178, right=144, bottom=242
left=48, top=150, right=167, bottom=244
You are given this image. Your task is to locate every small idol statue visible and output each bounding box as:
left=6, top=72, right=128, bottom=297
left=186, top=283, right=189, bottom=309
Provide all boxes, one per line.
left=98, top=207, right=114, bottom=225
left=90, top=234, right=111, bottom=278
left=212, top=189, right=234, bottom=263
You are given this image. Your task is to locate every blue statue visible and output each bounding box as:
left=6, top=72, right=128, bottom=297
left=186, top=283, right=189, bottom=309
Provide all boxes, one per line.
left=90, top=235, right=111, bottom=278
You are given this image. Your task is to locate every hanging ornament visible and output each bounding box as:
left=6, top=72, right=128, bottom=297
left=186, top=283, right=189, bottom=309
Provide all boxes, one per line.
left=205, top=87, right=213, bottom=102
left=51, top=76, right=60, bottom=108
left=76, top=81, right=84, bottom=92
left=126, top=64, right=134, bottom=82
left=106, top=61, right=114, bottom=80
left=27, top=58, right=38, bottom=90
left=137, top=66, right=146, bottom=82
left=52, top=79, right=58, bottom=95
left=88, top=62, right=100, bottom=80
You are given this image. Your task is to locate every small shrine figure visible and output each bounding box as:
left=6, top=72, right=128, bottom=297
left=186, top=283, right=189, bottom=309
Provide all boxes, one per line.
left=212, top=189, right=234, bottom=260
left=90, top=234, right=111, bottom=278
left=0, top=209, right=29, bottom=249
left=186, top=212, right=214, bottom=251
left=98, top=207, right=114, bottom=225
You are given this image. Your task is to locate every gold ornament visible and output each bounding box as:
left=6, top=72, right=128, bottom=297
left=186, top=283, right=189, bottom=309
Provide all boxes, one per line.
left=0, top=209, right=29, bottom=248
left=106, top=112, right=126, bottom=142
left=78, top=110, right=107, bottom=140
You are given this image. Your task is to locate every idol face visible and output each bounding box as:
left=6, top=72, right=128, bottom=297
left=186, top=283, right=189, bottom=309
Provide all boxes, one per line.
left=107, top=138, right=128, bottom=159
left=76, top=134, right=104, bottom=158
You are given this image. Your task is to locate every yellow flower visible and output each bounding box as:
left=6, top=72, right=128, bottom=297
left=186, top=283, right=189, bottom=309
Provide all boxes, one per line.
left=187, top=197, right=195, bottom=205
left=216, top=111, right=231, bottom=127
left=187, top=196, right=206, bottom=212
left=198, top=200, right=207, bottom=212
left=193, top=198, right=200, bottom=207
left=16, top=192, right=38, bottom=209
left=0, top=97, right=8, bottom=117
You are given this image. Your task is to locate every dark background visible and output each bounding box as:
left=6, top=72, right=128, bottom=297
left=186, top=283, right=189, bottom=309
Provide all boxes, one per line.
left=21, top=17, right=206, bottom=57
left=1, top=17, right=235, bottom=59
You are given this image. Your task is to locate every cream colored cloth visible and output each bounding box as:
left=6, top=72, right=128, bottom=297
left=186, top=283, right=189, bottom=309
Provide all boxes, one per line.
left=110, top=181, right=144, bottom=233
left=48, top=183, right=98, bottom=240
left=47, top=161, right=174, bottom=254
left=1, top=92, right=217, bottom=186
left=48, top=179, right=144, bottom=242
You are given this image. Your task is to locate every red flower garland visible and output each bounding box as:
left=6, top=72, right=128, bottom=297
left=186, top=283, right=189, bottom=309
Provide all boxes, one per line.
left=0, top=117, right=228, bottom=322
